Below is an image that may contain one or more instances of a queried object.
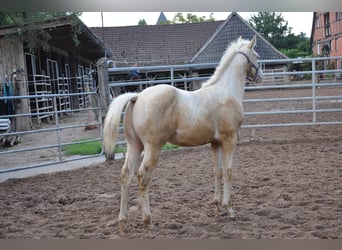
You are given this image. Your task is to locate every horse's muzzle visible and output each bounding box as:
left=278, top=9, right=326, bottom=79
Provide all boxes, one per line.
left=255, top=68, right=263, bottom=84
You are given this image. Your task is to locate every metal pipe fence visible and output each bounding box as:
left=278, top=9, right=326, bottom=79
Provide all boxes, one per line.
left=1, top=56, right=341, bottom=174
left=108, top=56, right=342, bottom=146
left=0, top=92, right=103, bottom=173
left=243, top=82, right=342, bottom=128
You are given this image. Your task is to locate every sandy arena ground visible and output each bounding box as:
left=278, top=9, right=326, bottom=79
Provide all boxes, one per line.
left=0, top=86, right=341, bottom=239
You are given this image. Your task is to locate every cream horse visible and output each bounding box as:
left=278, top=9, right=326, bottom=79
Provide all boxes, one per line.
left=103, top=35, right=263, bottom=234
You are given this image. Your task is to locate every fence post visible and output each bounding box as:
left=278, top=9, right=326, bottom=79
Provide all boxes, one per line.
left=53, top=95, right=62, bottom=161
left=170, top=67, right=174, bottom=86
left=97, top=57, right=110, bottom=117
left=312, top=58, right=317, bottom=124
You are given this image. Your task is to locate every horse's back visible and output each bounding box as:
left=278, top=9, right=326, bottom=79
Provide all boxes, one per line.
left=132, top=84, right=216, bottom=147
left=135, top=84, right=180, bottom=112
left=126, top=84, right=243, bottom=148
left=129, top=84, right=181, bottom=145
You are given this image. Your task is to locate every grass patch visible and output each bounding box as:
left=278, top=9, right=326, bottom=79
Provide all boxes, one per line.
left=63, top=138, right=102, bottom=156
left=163, top=143, right=179, bottom=150
left=63, top=139, right=179, bottom=156
left=114, top=145, right=126, bottom=153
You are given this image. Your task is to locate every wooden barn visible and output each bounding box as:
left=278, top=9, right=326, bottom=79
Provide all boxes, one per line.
left=0, top=16, right=111, bottom=130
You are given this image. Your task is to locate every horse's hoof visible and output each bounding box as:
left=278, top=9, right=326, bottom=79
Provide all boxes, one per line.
left=142, top=214, right=152, bottom=228
left=212, top=200, right=222, bottom=212
left=119, top=219, right=127, bottom=237
left=227, top=207, right=236, bottom=219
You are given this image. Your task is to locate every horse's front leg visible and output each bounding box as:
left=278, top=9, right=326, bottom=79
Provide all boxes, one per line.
left=119, top=144, right=142, bottom=235
left=221, top=134, right=238, bottom=218
left=211, top=144, right=223, bottom=212
left=137, top=146, right=161, bottom=229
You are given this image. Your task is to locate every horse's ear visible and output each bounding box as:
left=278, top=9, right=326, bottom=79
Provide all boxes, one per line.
left=248, top=35, right=257, bottom=49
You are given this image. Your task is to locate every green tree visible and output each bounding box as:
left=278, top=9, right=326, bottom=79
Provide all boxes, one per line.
left=249, top=12, right=312, bottom=58
left=0, top=12, right=82, bottom=52
left=280, top=32, right=312, bottom=58
left=138, top=19, right=147, bottom=25
left=249, top=12, right=291, bottom=49
left=165, top=12, right=215, bottom=24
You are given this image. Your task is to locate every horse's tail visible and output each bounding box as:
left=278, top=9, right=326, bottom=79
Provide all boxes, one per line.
left=103, top=93, right=138, bottom=158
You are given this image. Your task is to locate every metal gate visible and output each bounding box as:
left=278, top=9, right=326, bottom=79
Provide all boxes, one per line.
left=0, top=92, right=102, bottom=174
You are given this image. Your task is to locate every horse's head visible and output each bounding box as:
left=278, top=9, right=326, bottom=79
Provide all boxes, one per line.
left=237, top=35, right=263, bottom=84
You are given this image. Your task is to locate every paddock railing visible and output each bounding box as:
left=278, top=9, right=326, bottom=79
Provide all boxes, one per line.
left=243, top=56, right=342, bottom=128
left=108, top=56, right=342, bottom=146
left=1, top=56, right=341, bottom=174
left=0, top=92, right=102, bottom=174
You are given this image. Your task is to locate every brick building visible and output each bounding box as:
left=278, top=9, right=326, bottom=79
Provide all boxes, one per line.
left=311, top=12, right=342, bottom=70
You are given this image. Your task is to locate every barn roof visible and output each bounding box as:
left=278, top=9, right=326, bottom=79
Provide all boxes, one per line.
left=190, top=12, right=288, bottom=64
left=45, top=17, right=112, bottom=61
left=91, top=12, right=287, bottom=66
left=91, top=21, right=224, bottom=66
left=0, top=16, right=111, bottom=62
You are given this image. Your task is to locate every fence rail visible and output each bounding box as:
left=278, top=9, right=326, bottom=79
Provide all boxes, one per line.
left=0, top=92, right=102, bottom=174
left=1, top=56, right=342, bottom=174
left=108, top=56, right=342, bottom=147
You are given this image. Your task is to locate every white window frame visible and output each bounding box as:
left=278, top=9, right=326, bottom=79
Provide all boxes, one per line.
left=317, top=44, right=321, bottom=55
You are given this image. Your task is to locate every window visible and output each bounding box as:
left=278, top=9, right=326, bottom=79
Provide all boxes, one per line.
left=317, top=44, right=320, bottom=55
left=322, top=42, right=331, bottom=57
left=315, top=16, right=320, bottom=28
left=336, top=12, right=342, bottom=20
left=324, top=13, right=331, bottom=37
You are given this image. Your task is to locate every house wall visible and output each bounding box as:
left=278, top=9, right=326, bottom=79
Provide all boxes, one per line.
left=312, top=12, right=342, bottom=69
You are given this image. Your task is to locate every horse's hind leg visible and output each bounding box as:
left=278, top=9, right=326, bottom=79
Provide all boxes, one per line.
left=137, top=145, right=161, bottom=228
left=221, top=133, right=238, bottom=218
left=211, top=144, right=223, bottom=212
left=119, top=143, right=142, bottom=235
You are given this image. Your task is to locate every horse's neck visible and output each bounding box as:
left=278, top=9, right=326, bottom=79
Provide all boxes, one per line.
left=218, top=59, right=247, bottom=103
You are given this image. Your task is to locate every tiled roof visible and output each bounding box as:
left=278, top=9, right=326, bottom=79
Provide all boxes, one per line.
left=91, top=12, right=287, bottom=66
left=191, top=13, right=288, bottom=63
left=92, top=21, right=223, bottom=66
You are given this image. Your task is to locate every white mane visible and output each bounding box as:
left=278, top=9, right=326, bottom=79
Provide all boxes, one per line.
left=201, top=37, right=250, bottom=88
